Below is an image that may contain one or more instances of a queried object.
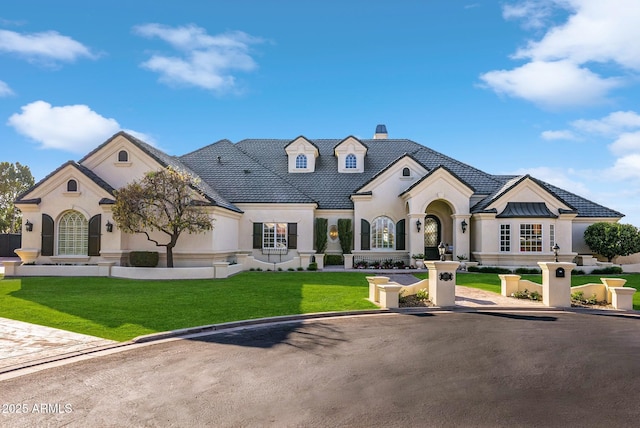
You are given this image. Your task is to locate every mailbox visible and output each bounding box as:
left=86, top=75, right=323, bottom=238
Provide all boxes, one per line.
left=555, top=267, right=565, bottom=278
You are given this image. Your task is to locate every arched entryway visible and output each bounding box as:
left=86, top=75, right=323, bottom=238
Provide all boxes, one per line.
left=423, top=215, right=441, bottom=260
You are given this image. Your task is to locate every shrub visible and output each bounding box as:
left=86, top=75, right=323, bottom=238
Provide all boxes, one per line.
left=355, top=260, right=368, bottom=269
left=337, top=219, right=353, bottom=254
left=287, top=268, right=295, bottom=272
left=591, top=266, right=623, bottom=275
left=129, top=251, right=159, bottom=267
left=572, top=269, right=585, bottom=275
left=515, top=267, right=540, bottom=275
left=297, top=267, right=304, bottom=271
left=314, top=218, right=328, bottom=253
left=530, top=290, right=542, bottom=301
left=307, top=262, right=318, bottom=271
left=416, top=288, right=429, bottom=301
left=325, top=254, right=344, bottom=265
left=468, top=266, right=513, bottom=274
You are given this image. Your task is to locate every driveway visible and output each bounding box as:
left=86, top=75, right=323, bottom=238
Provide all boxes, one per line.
left=1, top=311, right=639, bottom=427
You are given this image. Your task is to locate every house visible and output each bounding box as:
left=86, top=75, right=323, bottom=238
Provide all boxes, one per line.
left=14, top=126, right=623, bottom=269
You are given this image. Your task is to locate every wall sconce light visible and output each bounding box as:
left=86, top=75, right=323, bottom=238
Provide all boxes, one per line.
left=106, top=221, right=113, bottom=233
left=461, top=219, right=467, bottom=234
left=25, top=220, right=33, bottom=232
left=416, top=219, right=422, bottom=232
left=552, top=243, right=560, bottom=262
left=438, top=241, right=446, bottom=261
left=329, top=225, right=338, bottom=241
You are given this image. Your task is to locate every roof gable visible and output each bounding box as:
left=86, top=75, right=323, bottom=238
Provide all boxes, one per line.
left=356, top=153, right=428, bottom=193
left=400, top=165, right=475, bottom=197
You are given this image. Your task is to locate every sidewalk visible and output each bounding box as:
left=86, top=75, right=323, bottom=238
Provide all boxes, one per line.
left=0, top=317, right=117, bottom=374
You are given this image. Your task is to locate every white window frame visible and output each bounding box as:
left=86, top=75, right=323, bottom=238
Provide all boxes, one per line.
left=372, top=216, right=395, bottom=250
left=58, top=210, right=88, bottom=256
left=295, top=154, right=307, bottom=169
left=263, top=222, right=288, bottom=250
left=500, top=224, right=511, bottom=252
left=519, top=223, right=543, bottom=252
left=345, top=154, right=357, bottom=169
left=549, top=224, right=555, bottom=251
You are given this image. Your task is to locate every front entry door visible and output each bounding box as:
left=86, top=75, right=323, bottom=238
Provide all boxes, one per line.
left=424, top=215, right=441, bottom=260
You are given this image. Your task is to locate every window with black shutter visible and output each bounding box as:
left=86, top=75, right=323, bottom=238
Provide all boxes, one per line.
left=252, top=223, right=263, bottom=249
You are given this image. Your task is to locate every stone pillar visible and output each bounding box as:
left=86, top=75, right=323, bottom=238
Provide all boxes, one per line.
left=499, top=274, right=522, bottom=297
left=2, top=260, right=21, bottom=276
left=299, top=252, right=314, bottom=269
left=98, top=261, right=115, bottom=277
left=366, top=276, right=390, bottom=303
left=425, top=261, right=460, bottom=307
left=314, top=253, right=325, bottom=270
left=610, top=287, right=636, bottom=310
left=377, top=283, right=404, bottom=309
left=213, top=262, right=230, bottom=279
left=343, top=254, right=354, bottom=269
left=538, top=262, right=575, bottom=308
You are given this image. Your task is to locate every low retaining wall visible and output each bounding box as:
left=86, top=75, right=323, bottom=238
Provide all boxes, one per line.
left=1, top=260, right=239, bottom=280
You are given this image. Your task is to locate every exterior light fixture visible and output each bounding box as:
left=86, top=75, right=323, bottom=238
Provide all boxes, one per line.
left=461, top=219, right=467, bottom=233
left=25, top=220, right=33, bottom=232
left=329, top=225, right=338, bottom=241
left=106, top=221, right=113, bottom=233
left=552, top=243, right=560, bottom=262
left=416, top=219, right=422, bottom=232
left=438, top=241, right=446, bottom=261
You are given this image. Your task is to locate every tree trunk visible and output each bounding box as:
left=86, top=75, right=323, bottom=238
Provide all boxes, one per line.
left=166, top=245, right=175, bottom=268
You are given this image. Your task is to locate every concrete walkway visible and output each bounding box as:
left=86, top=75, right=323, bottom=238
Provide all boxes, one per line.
left=0, top=317, right=116, bottom=374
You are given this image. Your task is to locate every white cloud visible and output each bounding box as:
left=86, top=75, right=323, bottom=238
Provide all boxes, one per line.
left=0, top=29, right=96, bottom=64
left=502, top=0, right=555, bottom=29
left=0, top=79, right=13, bottom=96
left=482, top=0, right=640, bottom=108
left=479, top=60, right=621, bottom=108
left=7, top=101, right=120, bottom=153
left=571, top=111, right=640, bottom=136
left=133, top=23, right=263, bottom=92
left=609, top=132, right=640, bottom=157
left=608, top=154, right=640, bottom=180
left=512, top=166, right=591, bottom=197
left=513, top=0, right=640, bottom=70
left=541, top=130, right=577, bottom=140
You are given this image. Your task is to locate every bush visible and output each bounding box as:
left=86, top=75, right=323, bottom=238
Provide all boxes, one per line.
left=515, top=267, right=540, bottom=275
left=468, top=266, right=513, bottom=274
left=416, top=288, right=429, bottom=301
left=307, top=262, right=318, bottom=271
left=325, top=254, right=344, bottom=265
left=591, top=266, right=623, bottom=275
left=572, top=269, right=585, bottom=275
left=129, top=251, right=159, bottom=267
left=297, top=267, right=304, bottom=271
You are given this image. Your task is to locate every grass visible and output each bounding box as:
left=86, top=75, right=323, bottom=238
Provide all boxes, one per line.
left=0, top=272, right=377, bottom=341
left=1, top=271, right=638, bottom=342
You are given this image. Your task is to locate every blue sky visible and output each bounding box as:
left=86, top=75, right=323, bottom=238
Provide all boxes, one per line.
left=2, top=0, right=640, bottom=226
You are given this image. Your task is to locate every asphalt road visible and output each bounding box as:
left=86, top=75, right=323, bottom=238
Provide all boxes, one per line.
left=1, top=310, right=639, bottom=427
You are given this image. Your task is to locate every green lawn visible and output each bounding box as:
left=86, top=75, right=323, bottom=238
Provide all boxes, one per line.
left=1, top=271, right=638, bottom=342
left=0, top=272, right=377, bottom=341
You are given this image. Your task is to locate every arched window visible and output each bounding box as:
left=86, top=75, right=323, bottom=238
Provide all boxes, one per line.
left=118, top=150, right=129, bottom=162
left=67, top=179, right=78, bottom=192
left=296, top=154, right=307, bottom=169
left=372, top=216, right=395, bottom=249
left=58, top=210, right=88, bottom=255
left=402, top=167, right=411, bottom=177
left=345, top=154, right=357, bottom=169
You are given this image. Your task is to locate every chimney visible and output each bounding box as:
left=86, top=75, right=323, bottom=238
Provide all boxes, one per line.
left=374, top=124, right=388, bottom=139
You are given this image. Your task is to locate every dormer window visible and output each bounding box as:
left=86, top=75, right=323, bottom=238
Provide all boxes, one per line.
left=118, top=150, right=129, bottom=162
left=285, top=136, right=319, bottom=173
left=345, top=154, right=357, bottom=169
left=296, top=154, right=308, bottom=169
left=67, top=179, right=78, bottom=192
left=402, top=167, right=411, bottom=177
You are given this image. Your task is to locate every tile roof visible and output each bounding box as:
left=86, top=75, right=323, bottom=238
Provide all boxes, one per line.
left=177, top=137, right=623, bottom=218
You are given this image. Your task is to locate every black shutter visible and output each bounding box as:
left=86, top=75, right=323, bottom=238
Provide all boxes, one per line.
left=252, top=223, right=263, bottom=249
left=361, top=219, right=370, bottom=251
left=88, top=214, right=101, bottom=256
left=287, top=223, right=297, bottom=249
left=396, top=219, right=406, bottom=250
left=41, top=214, right=54, bottom=256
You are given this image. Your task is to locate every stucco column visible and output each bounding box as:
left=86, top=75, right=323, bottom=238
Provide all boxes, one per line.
left=425, top=261, right=460, bottom=307
left=538, top=262, right=575, bottom=307
left=451, top=214, right=471, bottom=261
